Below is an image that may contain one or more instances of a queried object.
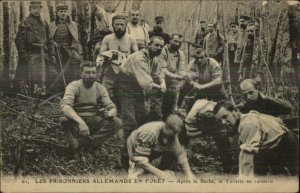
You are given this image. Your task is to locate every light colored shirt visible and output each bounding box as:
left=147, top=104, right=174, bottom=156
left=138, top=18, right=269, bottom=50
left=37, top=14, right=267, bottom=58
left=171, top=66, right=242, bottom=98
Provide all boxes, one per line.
left=188, top=57, right=222, bottom=84
left=127, top=23, right=149, bottom=49
left=120, top=48, right=163, bottom=90
left=60, top=80, right=115, bottom=117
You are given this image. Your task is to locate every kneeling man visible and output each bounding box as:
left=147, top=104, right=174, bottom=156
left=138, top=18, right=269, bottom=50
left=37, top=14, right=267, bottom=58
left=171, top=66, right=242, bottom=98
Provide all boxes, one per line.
left=127, top=114, right=195, bottom=179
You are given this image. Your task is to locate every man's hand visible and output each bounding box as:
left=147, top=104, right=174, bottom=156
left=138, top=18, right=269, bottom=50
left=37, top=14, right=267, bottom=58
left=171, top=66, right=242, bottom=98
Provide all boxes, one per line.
left=193, top=82, right=205, bottom=90
left=99, top=108, right=116, bottom=118
left=78, top=121, right=90, bottom=136
left=160, top=83, right=167, bottom=93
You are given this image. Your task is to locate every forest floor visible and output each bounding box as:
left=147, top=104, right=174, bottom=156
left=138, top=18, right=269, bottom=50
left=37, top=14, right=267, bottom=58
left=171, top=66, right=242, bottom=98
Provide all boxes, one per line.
left=1, top=85, right=298, bottom=177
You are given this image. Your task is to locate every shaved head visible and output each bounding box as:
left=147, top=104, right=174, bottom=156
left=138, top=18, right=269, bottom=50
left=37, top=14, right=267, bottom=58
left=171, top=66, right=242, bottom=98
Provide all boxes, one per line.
left=239, top=79, right=257, bottom=92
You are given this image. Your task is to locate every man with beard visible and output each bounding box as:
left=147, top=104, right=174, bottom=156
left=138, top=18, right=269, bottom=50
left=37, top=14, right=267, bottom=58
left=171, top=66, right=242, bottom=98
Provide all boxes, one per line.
left=203, top=23, right=224, bottom=63
left=227, top=21, right=240, bottom=87
left=149, top=16, right=170, bottom=45
left=49, top=4, right=82, bottom=91
left=14, top=1, right=57, bottom=95
left=213, top=101, right=298, bottom=176
left=127, top=9, right=149, bottom=50
left=119, top=36, right=166, bottom=169
left=194, top=20, right=208, bottom=48
left=159, top=33, right=187, bottom=120
left=234, top=15, right=250, bottom=65
left=60, top=61, right=121, bottom=159
left=99, top=15, right=138, bottom=108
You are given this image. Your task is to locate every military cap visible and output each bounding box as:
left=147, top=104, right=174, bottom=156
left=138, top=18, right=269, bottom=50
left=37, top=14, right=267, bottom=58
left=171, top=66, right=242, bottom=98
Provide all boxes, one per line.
left=230, top=21, right=239, bottom=26
left=155, top=16, right=164, bottom=23
left=239, top=15, right=250, bottom=21
left=56, top=4, right=68, bottom=11
left=30, top=1, right=43, bottom=7
left=193, top=48, right=208, bottom=58
left=200, top=20, right=206, bottom=23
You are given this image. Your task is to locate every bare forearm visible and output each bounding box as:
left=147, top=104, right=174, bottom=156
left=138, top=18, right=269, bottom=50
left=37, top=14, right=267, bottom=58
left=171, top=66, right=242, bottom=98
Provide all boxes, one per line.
left=62, top=105, right=84, bottom=124
left=141, top=162, right=166, bottom=179
left=165, top=70, right=182, bottom=79
left=192, top=77, right=222, bottom=90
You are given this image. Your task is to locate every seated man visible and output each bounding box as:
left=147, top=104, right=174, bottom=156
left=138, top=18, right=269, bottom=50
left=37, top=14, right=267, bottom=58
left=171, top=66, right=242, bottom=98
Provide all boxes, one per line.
left=60, top=61, right=122, bottom=159
left=213, top=101, right=298, bottom=176
left=127, top=114, right=195, bottom=179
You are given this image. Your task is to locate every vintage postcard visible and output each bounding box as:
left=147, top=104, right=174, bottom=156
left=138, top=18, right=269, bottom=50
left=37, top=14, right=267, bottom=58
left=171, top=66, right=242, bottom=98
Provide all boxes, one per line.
left=0, top=0, right=299, bottom=192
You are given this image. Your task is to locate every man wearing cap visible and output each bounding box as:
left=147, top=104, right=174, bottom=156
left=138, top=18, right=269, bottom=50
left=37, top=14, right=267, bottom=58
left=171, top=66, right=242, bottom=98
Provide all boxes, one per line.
left=49, top=4, right=82, bottom=91
left=203, top=23, right=224, bottom=63
left=227, top=21, right=240, bottom=87
left=99, top=15, right=138, bottom=109
left=15, top=1, right=57, bottom=94
left=149, top=16, right=170, bottom=45
left=178, top=48, right=227, bottom=111
left=238, top=23, right=261, bottom=81
left=194, top=20, right=208, bottom=48
left=234, top=15, right=250, bottom=64
left=127, top=9, right=149, bottom=50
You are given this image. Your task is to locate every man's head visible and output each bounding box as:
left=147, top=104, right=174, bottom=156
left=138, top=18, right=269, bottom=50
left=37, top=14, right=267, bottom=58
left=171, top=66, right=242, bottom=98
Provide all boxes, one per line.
left=199, top=20, right=206, bottom=30
left=56, top=4, right=68, bottom=20
left=239, top=79, right=259, bottom=102
left=103, top=0, right=115, bottom=12
left=193, top=48, right=208, bottom=65
left=148, top=36, right=164, bottom=57
left=239, top=15, right=250, bottom=30
left=112, top=15, right=127, bottom=38
left=162, top=114, right=183, bottom=143
left=207, top=23, right=215, bottom=33
left=169, top=33, right=183, bottom=51
left=129, top=9, right=141, bottom=25
left=246, top=24, right=255, bottom=38
left=80, top=61, right=97, bottom=88
left=213, top=101, right=240, bottom=127
left=230, top=21, right=239, bottom=33
left=154, top=16, right=164, bottom=32
left=29, top=1, right=43, bottom=17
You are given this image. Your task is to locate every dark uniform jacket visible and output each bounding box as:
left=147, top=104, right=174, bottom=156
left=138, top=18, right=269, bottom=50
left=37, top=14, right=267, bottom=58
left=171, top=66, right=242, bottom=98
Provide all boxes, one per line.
left=49, top=20, right=82, bottom=54
left=15, top=14, right=55, bottom=58
left=149, top=29, right=170, bottom=45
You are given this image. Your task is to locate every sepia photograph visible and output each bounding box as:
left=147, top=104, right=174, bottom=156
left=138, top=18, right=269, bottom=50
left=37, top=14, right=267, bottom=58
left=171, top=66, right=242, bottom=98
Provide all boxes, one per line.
left=0, top=0, right=299, bottom=192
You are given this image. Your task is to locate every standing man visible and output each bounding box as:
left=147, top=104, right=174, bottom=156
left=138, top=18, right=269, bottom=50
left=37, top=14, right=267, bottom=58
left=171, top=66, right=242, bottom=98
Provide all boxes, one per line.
left=194, top=20, right=208, bottom=48
left=127, top=9, right=149, bottom=50
left=60, top=61, right=121, bottom=159
left=238, top=24, right=260, bottom=81
left=90, top=0, right=116, bottom=59
left=234, top=15, right=250, bottom=65
left=213, top=101, right=298, bottom=176
left=227, top=21, right=240, bottom=87
left=15, top=1, right=57, bottom=94
left=149, top=16, right=170, bottom=45
left=203, top=23, right=224, bottom=63
left=99, top=15, right=138, bottom=109
left=159, top=33, right=187, bottom=120
left=119, top=36, right=166, bottom=169
left=49, top=4, right=82, bottom=91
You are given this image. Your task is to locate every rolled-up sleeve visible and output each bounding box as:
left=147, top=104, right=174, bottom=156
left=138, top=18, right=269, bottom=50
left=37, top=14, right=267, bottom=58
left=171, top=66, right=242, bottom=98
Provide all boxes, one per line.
left=60, top=82, right=78, bottom=109
left=209, top=59, right=222, bottom=79
left=97, top=84, right=116, bottom=110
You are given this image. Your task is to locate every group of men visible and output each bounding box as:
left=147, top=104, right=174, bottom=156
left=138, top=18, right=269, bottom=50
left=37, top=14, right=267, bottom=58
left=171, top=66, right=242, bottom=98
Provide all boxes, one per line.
left=13, top=1, right=298, bottom=179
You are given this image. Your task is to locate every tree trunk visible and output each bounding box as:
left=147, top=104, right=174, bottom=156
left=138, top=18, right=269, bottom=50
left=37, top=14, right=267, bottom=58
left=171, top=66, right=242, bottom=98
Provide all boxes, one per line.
left=2, top=1, right=10, bottom=92
left=0, top=1, right=3, bottom=79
